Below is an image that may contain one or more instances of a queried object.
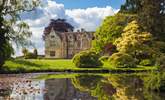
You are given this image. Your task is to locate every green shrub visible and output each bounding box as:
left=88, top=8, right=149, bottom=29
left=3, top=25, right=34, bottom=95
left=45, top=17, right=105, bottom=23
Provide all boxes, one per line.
left=152, top=41, right=165, bottom=53
left=139, top=59, right=153, bottom=66
left=25, top=52, right=35, bottom=59
left=0, top=41, right=13, bottom=67
left=33, top=48, right=38, bottom=59
left=155, top=55, right=165, bottom=70
left=99, top=56, right=109, bottom=62
left=108, top=52, right=136, bottom=68
left=72, top=51, right=103, bottom=68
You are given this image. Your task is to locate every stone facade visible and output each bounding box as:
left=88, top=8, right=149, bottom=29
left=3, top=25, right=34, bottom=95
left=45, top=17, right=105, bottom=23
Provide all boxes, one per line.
left=44, top=19, right=93, bottom=58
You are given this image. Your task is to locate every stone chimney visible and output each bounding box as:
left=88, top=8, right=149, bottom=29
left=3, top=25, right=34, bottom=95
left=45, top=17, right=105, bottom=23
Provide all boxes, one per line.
left=77, top=29, right=80, bottom=32
left=81, top=28, right=85, bottom=32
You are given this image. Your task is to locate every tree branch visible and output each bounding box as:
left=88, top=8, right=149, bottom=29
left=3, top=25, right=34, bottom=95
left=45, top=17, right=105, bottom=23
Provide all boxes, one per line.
left=2, top=7, right=36, bottom=15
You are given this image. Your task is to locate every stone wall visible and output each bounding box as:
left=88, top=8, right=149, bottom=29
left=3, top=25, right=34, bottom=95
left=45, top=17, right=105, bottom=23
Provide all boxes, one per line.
left=45, top=28, right=93, bottom=58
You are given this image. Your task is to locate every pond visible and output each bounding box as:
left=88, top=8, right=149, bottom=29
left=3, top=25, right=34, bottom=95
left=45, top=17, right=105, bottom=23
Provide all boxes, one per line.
left=0, top=73, right=165, bottom=100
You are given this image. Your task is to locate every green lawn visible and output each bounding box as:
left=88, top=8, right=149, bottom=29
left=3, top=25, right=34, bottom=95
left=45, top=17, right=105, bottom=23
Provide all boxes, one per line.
left=3, top=59, right=75, bottom=72
left=2, top=59, right=157, bottom=73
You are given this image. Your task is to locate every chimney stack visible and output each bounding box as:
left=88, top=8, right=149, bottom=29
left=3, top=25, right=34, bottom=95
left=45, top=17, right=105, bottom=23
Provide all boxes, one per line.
left=81, top=28, right=85, bottom=32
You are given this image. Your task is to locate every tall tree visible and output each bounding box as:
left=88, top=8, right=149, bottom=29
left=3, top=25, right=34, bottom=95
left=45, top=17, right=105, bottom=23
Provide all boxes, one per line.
left=138, top=0, right=165, bottom=41
left=120, top=0, right=142, bottom=14
left=22, top=48, right=28, bottom=57
left=0, top=0, right=40, bottom=66
left=120, top=0, right=165, bottom=41
left=92, top=13, right=136, bottom=53
left=33, top=48, right=38, bottom=58
left=114, top=21, right=152, bottom=55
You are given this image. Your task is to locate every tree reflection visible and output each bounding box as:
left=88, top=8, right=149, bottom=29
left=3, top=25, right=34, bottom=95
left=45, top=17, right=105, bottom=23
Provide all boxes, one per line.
left=71, top=74, right=165, bottom=100
left=107, top=75, right=145, bottom=100
left=71, top=74, right=116, bottom=100
left=143, top=72, right=165, bottom=100
left=144, top=72, right=165, bottom=91
left=0, top=73, right=164, bottom=100
left=44, top=78, right=97, bottom=100
left=72, top=75, right=102, bottom=91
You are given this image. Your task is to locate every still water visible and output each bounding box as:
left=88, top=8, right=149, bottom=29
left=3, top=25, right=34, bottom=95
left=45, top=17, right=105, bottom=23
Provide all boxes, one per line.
left=0, top=73, right=165, bottom=100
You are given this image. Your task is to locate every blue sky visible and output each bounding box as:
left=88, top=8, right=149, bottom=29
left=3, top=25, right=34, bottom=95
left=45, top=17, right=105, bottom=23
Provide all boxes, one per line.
left=55, top=0, right=125, bottom=9
left=15, top=0, right=125, bottom=56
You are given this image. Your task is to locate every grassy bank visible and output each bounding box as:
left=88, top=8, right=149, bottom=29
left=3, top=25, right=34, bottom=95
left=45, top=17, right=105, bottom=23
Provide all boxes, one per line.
left=2, top=59, right=157, bottom=74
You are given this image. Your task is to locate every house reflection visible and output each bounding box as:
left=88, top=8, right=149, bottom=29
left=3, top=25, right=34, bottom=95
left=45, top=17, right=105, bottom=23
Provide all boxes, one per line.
left=44, top=78, right=97, bottom=100
left=0, top=74, right=165, bottom=100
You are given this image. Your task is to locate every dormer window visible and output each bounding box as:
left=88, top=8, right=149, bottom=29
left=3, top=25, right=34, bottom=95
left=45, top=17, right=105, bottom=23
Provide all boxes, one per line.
left=83, top=34, right=87, bottom=38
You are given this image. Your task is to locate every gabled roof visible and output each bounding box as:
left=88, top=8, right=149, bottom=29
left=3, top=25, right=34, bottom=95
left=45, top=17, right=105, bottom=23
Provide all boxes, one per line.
left=43, top=19, right=74, bottom=39
left=43, top=19, right=94, bottom=41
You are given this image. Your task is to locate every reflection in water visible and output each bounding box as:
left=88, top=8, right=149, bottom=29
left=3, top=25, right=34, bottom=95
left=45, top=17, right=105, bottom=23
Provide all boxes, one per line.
left=144, top=72, right=165, bottom=91
left=0, top=73, right=164, bottom=100
left=44, top=78, right=97, bottom=100
left=0, top=80, right=12, bottom=100
left=0, top=74, right=45, bottom=100
left=71, top=74, right=165, bottom=100
left=107, top=75, right=144, bottom=100
left=11, top=79, right=45, bottom=100
left=72, top=75, right=102, bottom=91
left=71, top=75, right=116, bottom=100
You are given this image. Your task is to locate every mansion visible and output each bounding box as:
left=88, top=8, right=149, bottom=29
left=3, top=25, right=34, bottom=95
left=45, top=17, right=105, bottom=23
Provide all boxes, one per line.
left=43, top=19, right=94, bottom=58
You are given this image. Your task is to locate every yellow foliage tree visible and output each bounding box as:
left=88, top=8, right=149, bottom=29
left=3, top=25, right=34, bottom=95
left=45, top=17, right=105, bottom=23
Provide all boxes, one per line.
left=114, top=21, right=152, bottom=55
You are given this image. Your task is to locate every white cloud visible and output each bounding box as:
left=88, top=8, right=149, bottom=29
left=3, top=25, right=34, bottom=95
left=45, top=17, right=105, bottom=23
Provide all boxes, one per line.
left=43, top=0, right=65, bottom=18
left=66, top=6, right=118, bottom=31
left=15, top=0, right=118, bottom=56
